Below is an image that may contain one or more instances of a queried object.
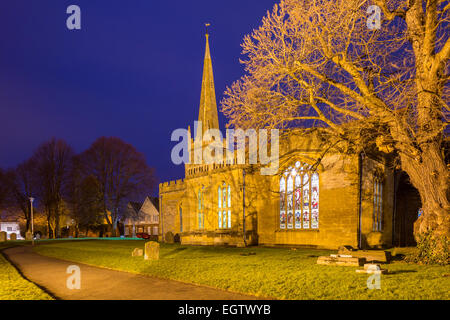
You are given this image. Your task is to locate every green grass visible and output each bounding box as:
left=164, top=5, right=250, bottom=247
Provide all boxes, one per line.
left=0, top=242, right=53, bottom=300
left=33, top=240, right=450, bottom=300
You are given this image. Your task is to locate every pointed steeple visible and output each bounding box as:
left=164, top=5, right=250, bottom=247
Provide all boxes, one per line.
left=198, top=26, right=219, bottom=134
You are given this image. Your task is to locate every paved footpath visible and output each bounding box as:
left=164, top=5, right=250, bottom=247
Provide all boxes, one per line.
left=3, top=246, right=259, bottom=300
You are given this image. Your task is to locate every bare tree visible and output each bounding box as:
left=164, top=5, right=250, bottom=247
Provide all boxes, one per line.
left=222, top=0, right=449, bottom=244
left=0, top=168, right=7, bottom=210
left=3, top=159, right=38, bottom=232
left=32, top=138, right=74, bottom=238
left=78, top=137, right=155, bottom=237
left=68, top=157, right=104, bottom=237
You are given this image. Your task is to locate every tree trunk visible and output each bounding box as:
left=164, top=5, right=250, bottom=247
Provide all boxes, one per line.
left=112, top=220, right=118, bottom=237
left=399, top=142, right=450, bottom=240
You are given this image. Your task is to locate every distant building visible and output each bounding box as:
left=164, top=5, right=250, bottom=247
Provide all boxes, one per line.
left=124, top=196, right=160, bottom=237
left=0, top=219, right=23, bottom=240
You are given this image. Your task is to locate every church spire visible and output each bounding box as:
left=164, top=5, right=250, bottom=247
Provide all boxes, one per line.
left=197, top=24, right=219, bottom=134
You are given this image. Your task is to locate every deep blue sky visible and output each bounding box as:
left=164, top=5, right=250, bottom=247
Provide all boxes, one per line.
left=0, top=0, right=276, bottom=189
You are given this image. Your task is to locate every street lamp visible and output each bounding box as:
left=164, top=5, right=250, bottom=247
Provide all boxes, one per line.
left=29, top=197, right=35, bottom=246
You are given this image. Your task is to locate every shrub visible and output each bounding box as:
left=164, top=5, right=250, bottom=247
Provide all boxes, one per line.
left=406, top=231, right=449, bottom=265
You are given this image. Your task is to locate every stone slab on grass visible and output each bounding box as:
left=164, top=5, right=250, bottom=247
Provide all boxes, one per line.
left=317, top=255, right=365, bottom=266
left=349, top=250, right=391, bottom=263
left=356, top=263, right=388, bottom=274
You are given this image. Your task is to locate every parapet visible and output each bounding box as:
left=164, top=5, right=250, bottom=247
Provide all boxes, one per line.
left=159, top=179, right=185, bottom=193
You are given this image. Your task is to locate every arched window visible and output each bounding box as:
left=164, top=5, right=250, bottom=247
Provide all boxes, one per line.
left=179, top=205, right=183, bottom=233
left=279, top=161, right=319, bottom=229
left=373, top=176, right=383, bottom=231
left=218, top=184, right=231, bottom=229
left=198, top=190, right=204, bottom=230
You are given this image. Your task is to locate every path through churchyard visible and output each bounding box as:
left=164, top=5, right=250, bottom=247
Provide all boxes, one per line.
left=3, top=246, right=258, bottom=300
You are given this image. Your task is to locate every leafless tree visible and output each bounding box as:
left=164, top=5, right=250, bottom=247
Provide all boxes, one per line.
left=32, top=138, right=74, bottom=238
left=78, top=137, right=156, bottom=236
left=67, top=157, right=104, bottom=237
left=0, top=168, right=8, bottom=211
left=222, top=0, right=449, bottom=243
left=3, top=159, right=38, bottom=232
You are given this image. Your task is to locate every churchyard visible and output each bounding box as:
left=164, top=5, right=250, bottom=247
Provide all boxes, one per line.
left=29, top=240, right=449, bottom=300
left=0, top=242, right=53, bottom=300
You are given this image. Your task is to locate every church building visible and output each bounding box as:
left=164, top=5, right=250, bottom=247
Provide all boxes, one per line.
left=159, top=32, right=417, bottom=249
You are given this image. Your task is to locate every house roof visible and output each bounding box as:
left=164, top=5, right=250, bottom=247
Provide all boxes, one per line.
left=146, top=196, right=159, bottom=211
left=128, top=201, right=143, bottom=213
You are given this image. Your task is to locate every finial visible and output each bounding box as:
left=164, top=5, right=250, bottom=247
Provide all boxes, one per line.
left=205, top=23, right=211, bottom=36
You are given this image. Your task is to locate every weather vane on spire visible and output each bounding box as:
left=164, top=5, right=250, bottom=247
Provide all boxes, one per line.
left=205, top=23, right=211, bottom=35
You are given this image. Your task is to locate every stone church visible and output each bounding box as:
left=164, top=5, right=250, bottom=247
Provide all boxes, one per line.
left=159, top=32, right=419, bottom=249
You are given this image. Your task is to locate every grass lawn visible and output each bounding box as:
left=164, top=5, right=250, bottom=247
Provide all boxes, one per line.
left=33, top=240, right=450, bottom=300
left=0, top=242, right=53, bottom=300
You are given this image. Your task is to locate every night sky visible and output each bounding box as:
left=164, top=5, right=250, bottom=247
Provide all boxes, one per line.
left=0, top=0, right=275, bottom=191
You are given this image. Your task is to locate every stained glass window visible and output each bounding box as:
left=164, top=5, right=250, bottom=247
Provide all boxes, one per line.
left=218, top=184, right=231, bottom=229
left=303, top=173, right=310, bottom=229
left=279, top=177, right=286, bottom=229
left=311, top=173, right=319, bottom=229
left=287, top=175, right=294, bottom=229
left=279, top=162, right=319, bottom=230
left=295, top=175, right=302, bottom=229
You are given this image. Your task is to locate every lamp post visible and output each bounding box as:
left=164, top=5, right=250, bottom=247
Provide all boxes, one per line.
left=29, top=197, right=34, bottom=246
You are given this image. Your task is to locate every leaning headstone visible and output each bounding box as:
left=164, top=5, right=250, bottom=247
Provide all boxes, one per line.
left=165, top=231, right=174, bottom=244
left=366, top=231, right=383, bottom=248
left=132, top=248, right=143, bottom=257
left=338, top=245, right=354, bottom=255
left=10, top=233, right=17, bottom=241
left=144, top=241, right=160, bottom=260
left=0, top=231, right=6, bottom=242
left=25, top=231, right=32, bottom=241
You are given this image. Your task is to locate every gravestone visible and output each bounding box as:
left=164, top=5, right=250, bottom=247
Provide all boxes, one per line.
left=10, top=233, right=17, bottom=241
left=132, top=248, right=143, bottom=257
left=165, top=231, right=174, bottom=244
left=0, top=231, right=6, bottom=242
left=25, top=231, right=32, bottom=241
left=366, top=231, right=383, bottom=248
left=144, top=241, right=160, bottom=260
left=338, top=245, right=354, bottom=255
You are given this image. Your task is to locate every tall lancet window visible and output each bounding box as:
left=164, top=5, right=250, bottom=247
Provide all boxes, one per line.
left=373, top=176, right=383, bottom=231
left=198, top=190, right=204, bottom=230
left=218, top=183, right=231, bottom=229
left=279, top=161, right=320, bottom=230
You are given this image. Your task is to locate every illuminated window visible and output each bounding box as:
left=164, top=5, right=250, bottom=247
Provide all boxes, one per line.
left=373, top=176, right=383, bottom=231
left=179, top=205, right=183, bottom=232
left=218, top=184, right=231, bottom=229
left=198, top=190, right=204, bottom=230
left=280, top=161, right=319, bottom=229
